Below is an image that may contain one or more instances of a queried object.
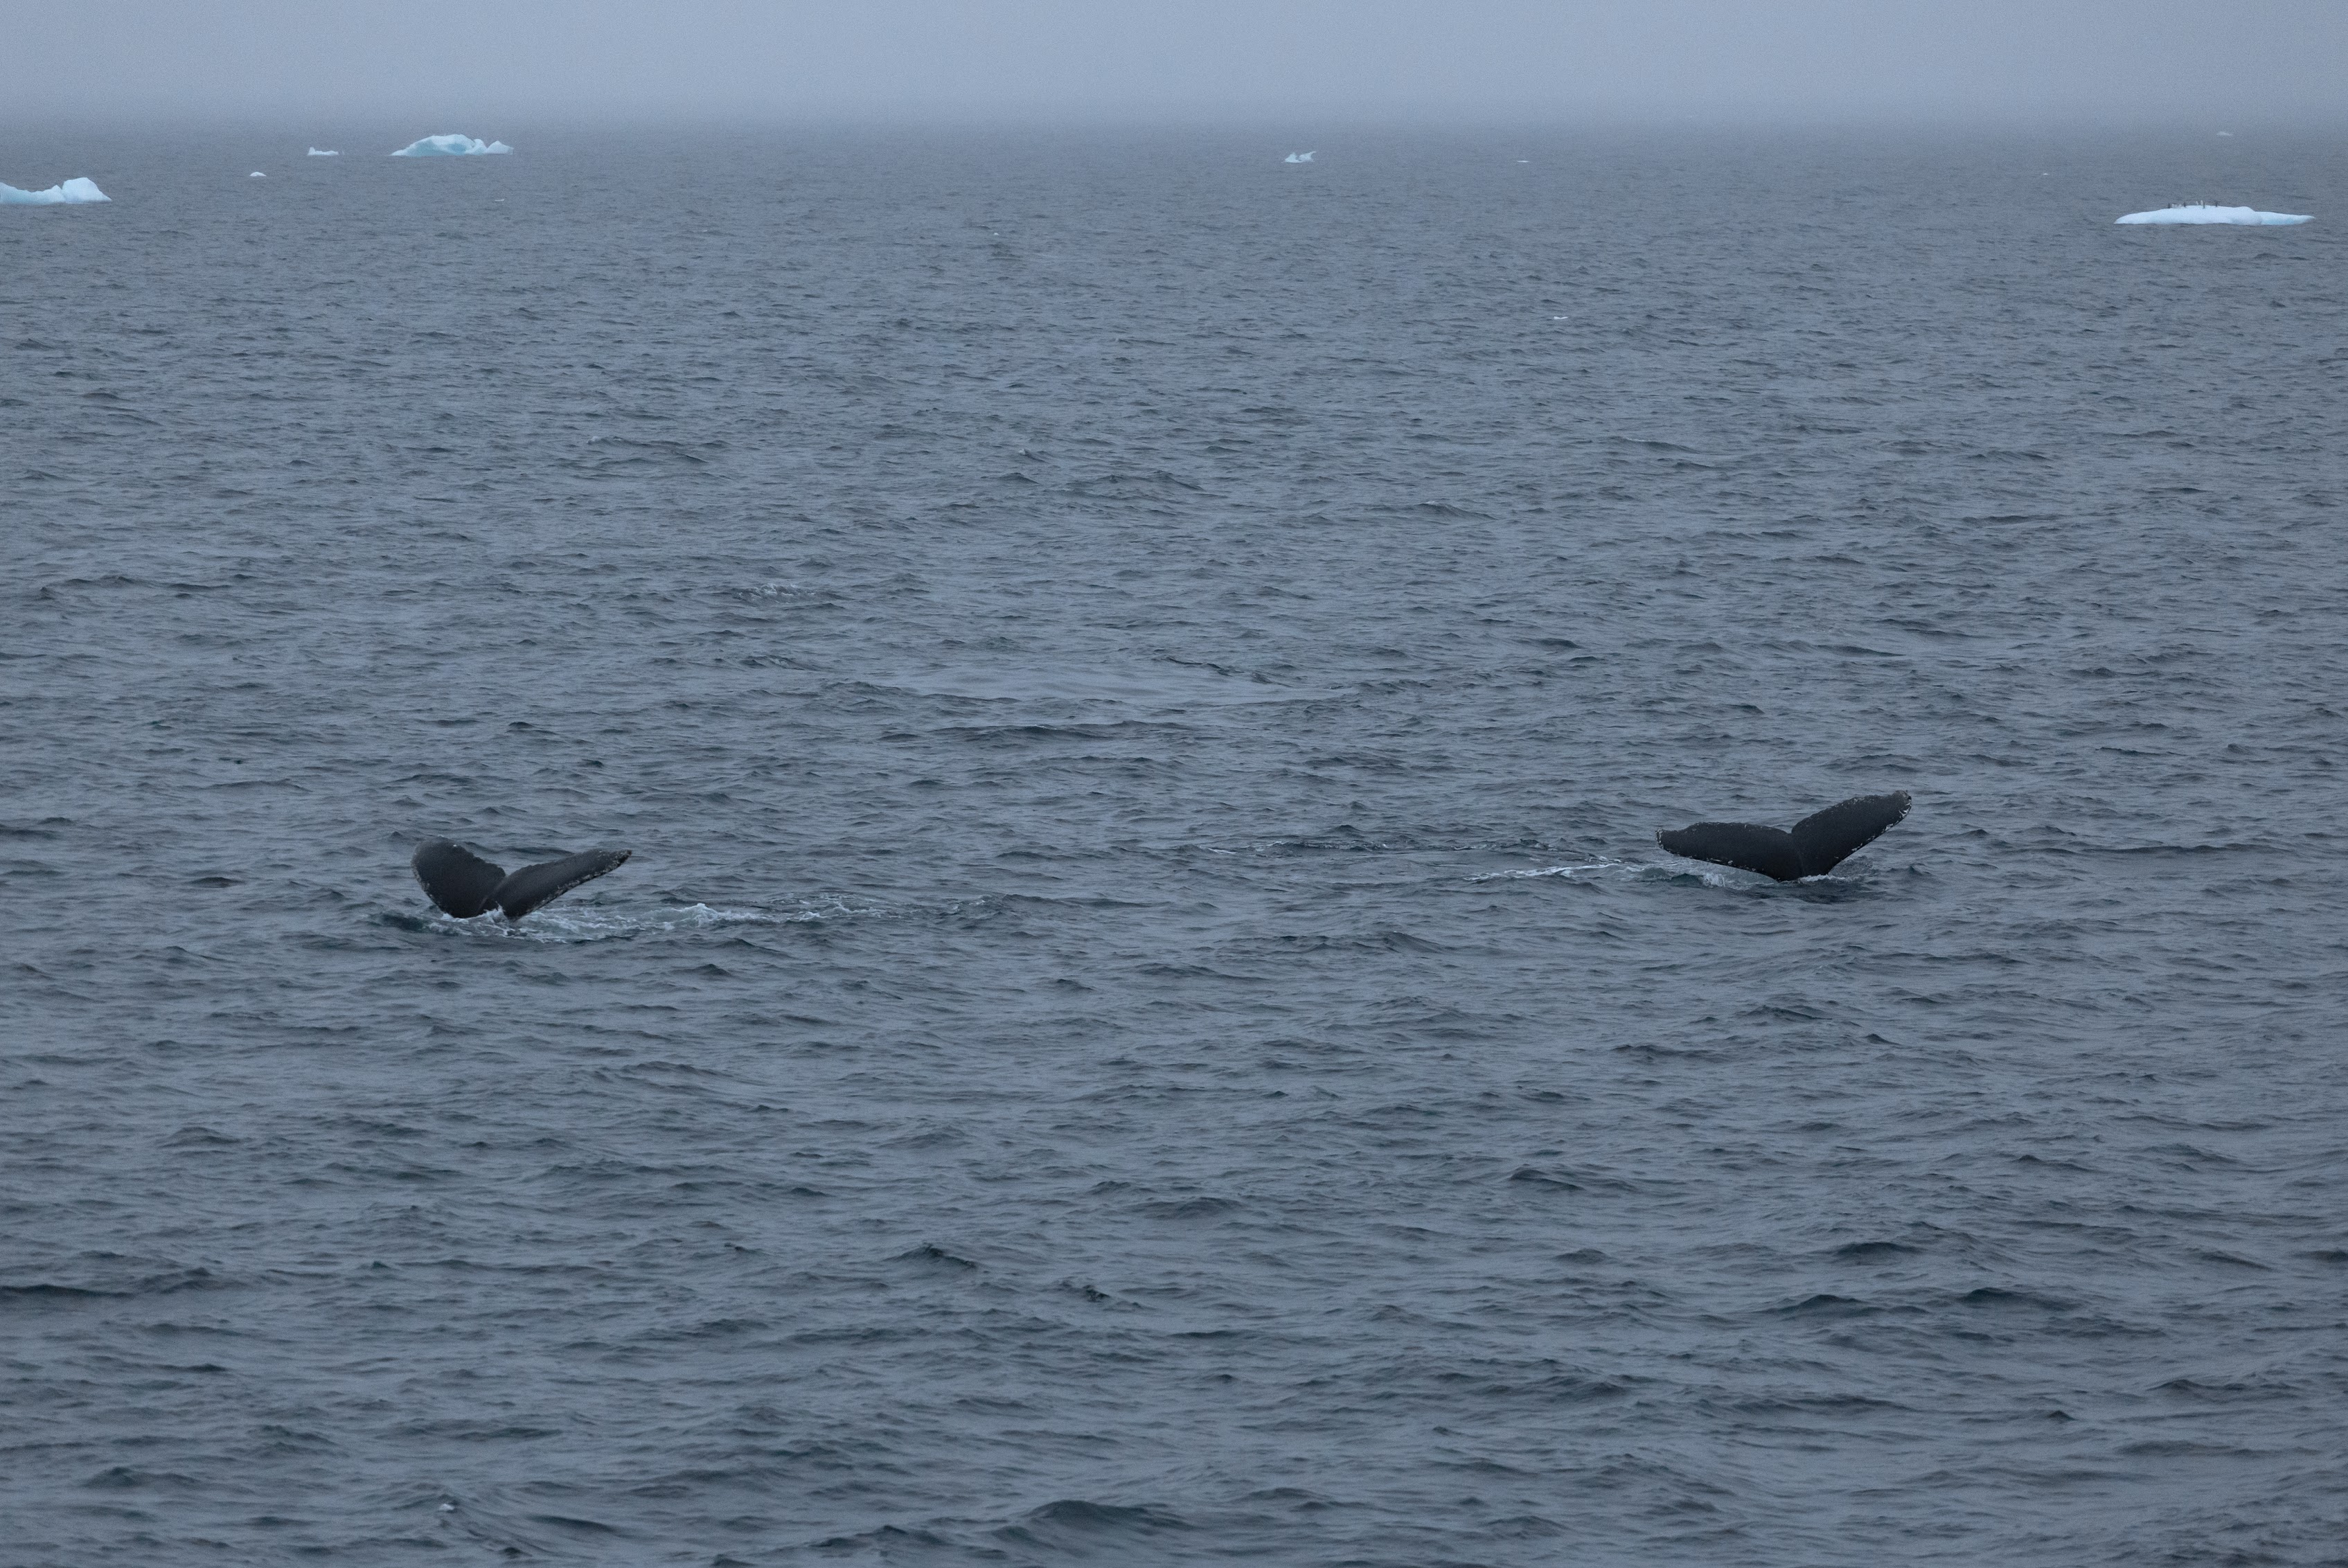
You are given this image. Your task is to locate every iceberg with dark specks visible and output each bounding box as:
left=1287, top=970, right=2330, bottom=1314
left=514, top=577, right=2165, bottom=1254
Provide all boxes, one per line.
left=1, top=176, right=109, bottom=205
left=2117, top=204, right=2309, bottom=226
left=391, top=134, right=512, bottom=157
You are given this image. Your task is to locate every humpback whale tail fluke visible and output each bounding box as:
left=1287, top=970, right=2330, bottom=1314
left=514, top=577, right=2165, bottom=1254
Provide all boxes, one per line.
left=1656, top=792, right=1910, bottom=881
left=412, top=839, right=632, bottom=920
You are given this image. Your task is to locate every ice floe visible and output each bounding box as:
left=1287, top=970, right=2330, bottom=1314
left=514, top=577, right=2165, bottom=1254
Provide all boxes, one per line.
left=308, top=148, right=339, bottom=157
left=1284, top=151, right=1315, bottom=163
left=391, top=134, right=513, bottom=157
left=1, top=176, right=109, bottom=205
left=2116, top=204, right=2310, bottom=226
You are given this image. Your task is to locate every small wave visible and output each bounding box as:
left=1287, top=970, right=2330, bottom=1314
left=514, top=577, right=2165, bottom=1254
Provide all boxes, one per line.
left=1, top=1282, right=116, bottom=1301
left=999, top=1499, right=1195, bottom=1551
left=1137, top=1195, right=1245, bottom=1220
left=878, top=663, right=1324, bottom=708
left=897, top=1242, right=977, bottom=1269
left=1, top=1267, right=224, bottom=1302
left=806, top=1524, right=955, bottom=1554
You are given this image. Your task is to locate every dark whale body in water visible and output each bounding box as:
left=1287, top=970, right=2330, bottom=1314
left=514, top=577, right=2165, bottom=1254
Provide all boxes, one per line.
left=1657, top=792, right=1910, bottom=881
left=412, top=839, right=632, bottom=920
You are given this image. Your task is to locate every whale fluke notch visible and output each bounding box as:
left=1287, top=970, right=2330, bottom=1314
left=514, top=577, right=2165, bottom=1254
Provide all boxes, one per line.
left=412, top=839, right=632, bottom=920
left=1657, top=791, right=1910, bottom=881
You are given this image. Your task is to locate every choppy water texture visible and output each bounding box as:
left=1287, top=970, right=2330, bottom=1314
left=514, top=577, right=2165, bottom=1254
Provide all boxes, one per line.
left=5, top=125, right=2347, bottom=1566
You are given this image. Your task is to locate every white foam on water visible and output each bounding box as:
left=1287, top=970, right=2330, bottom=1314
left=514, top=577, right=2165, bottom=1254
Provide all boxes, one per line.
left=1474, top=860, right=1618, bottom=881
left=1475, top=856, right=1772, bottom=889
left=429, top=902, right=834, bottom=943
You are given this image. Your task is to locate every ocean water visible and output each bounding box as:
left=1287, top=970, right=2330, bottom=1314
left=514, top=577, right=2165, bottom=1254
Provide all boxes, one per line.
left=4, top=125, right=2345, bottom=1565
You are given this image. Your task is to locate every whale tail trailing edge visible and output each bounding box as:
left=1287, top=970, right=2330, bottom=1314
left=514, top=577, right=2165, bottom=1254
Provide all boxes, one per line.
left=492, top=848, right=634, bottom=919
left=1788, top=792, right=1911, bottom=875
left=413, top=839, right=632, bottom=920
left=1657, top=791, right=1910, bottom=881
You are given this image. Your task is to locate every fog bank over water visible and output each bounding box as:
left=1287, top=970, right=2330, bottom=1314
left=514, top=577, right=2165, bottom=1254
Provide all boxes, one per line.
left=5, top=0, right=2345, bottom=125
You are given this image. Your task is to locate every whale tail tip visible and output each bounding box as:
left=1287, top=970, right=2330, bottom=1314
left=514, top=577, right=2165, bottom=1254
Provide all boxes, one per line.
left=413, top=839, right=632, bottom=920
left=1788, top=791, right=1910, bottom=876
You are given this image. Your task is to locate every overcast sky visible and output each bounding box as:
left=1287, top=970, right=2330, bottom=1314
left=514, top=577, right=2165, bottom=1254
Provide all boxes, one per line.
left=6, top=0, right=2342, bottom=125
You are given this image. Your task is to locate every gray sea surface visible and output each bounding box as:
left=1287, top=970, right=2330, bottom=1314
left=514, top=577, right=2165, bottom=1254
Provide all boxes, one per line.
left=4, top=125, right=2346, bottom=1565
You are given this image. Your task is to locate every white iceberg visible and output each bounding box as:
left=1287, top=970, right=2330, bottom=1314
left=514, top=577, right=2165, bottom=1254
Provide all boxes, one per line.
left=1, top=176, right=109, bottom=205
left=1283, top=150, right=1315, bottom=163
left=308, top=148, right=339, bottom=157
left=391, top=134, right=513, bottom=157
left=250, top=171, right=266, bottom=179
left=2117, top=204, right=2309, bottom=226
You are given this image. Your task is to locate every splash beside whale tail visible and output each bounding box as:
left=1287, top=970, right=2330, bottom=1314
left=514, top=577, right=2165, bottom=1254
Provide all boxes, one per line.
left=1657, top=792, right=1910, bottom=881
left=412, top=839, right=632, bottom=920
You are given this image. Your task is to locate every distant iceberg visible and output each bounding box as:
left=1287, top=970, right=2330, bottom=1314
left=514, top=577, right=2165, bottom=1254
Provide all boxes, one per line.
left=1283, top=151, right=1315, bottom=163
left=1, top=176, right=109, bottom=205
left=2117, top=204, right=2309, bottom=226
left=250, top=171, right=266, bottom=179
left=391, top=134, right=513, bottom=157
left=308, top=148, right=339, bottom=157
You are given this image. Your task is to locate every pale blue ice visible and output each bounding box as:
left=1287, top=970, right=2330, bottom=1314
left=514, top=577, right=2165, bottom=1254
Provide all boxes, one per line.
left=1, top=177, right=109, bottom=205
left=391, top=135, right=513, bottom=157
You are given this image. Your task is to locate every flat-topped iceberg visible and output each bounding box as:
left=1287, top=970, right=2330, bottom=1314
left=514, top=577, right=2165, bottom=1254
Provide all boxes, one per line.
left=391, top=134, right=512, bottom=157
left=1, top=176, right=109, bottom=205
left=2117, top=204, right=2309, bottom=226
left=308, top=148, right=339, bottom=157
